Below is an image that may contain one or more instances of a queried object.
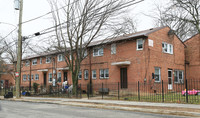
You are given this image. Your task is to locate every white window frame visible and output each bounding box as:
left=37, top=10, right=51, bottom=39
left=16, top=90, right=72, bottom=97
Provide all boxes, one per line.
left=46, top=56, right=51, bottom=63
left=57, top=72, right=62, bottom=82
left=32, top=59, right=37, bottom=65
left=40, top=58, right=42, bottom=64
left=57, top=54, right=63, bottom=62
left=111, top=43, right=116, bottom=54
left=100, top=69, right=109, bottom=79
left=174, top=70, right=184, bottom=84
left=78, top=70, right=82, bottom=80
left=25, top=60, right=30, bottom=66
left=84, top=70, right=89, bottom=80
left=92, top=70, right=97, bottom=79
left=154, top=67, right=161, bottom=82
left=48, top=73, right=52, bottom=83
left=162, top=42, right=173, bottom=54
left=137, top=39, right=144, bottom=50
left=23, top=75, right=27, bottom=81
left=93, top=47, right=104, bottom=57
left=35, top=74, right=39, bottom=80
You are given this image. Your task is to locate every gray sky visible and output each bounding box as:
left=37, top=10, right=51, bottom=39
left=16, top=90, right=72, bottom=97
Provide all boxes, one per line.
left=0, top=0, right=169, bottom=41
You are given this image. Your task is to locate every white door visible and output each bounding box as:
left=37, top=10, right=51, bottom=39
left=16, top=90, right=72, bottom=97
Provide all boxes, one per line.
left=168, top=69, right=173, bottom=90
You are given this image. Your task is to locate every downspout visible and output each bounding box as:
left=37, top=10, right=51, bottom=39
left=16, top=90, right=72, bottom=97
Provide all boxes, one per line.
left=29, top=59, right=31, bottom=91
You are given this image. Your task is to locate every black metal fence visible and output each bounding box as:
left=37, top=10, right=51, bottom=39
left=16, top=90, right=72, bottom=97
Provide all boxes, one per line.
left=1, top=79, right=200, bottom=104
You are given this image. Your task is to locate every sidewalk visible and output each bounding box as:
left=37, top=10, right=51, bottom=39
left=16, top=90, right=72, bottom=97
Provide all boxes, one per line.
left=1, top=96, right=200, bottom=117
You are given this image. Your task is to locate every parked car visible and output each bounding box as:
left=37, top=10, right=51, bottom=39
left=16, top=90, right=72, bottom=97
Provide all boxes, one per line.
left=182, top=89, right=200, bottom=96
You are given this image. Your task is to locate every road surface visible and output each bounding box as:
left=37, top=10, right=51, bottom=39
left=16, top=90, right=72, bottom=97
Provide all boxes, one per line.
left=0, top=101, right=186, bottom=118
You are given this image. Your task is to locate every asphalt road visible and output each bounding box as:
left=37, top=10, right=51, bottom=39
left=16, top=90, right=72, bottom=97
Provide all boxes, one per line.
left=0, top=101, right=186, bottom=118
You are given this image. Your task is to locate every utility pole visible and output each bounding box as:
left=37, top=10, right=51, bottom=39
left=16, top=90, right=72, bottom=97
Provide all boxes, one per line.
left=16, top=0, right=23, bottom=98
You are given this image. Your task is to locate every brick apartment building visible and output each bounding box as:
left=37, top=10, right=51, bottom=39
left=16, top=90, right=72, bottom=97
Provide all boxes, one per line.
left=184, top=34, right=200, bottom=80
left=0, top=64, right=15, bottom=88
left=19, top=26, right=185, bottom=90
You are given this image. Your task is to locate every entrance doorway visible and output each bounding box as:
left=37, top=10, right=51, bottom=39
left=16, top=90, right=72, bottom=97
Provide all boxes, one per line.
left=168, top=69, right=173, bottom=90
left=43, top=73, right=47, bottom=86
left=64, top=72, right=68, bottom=82
left=120, top=68, right=127, bottom=89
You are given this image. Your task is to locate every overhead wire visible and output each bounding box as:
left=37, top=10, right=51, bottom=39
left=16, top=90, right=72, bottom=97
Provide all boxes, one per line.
left=26, top=0, right=145, bottom=39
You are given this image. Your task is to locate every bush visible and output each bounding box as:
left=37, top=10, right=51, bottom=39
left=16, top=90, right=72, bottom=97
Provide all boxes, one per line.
left=33, top=83, right=39, bottom=94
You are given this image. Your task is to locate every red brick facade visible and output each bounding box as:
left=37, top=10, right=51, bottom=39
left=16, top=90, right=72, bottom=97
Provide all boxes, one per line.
left=184, top=34, right=200, bottom=80
left=20, top=26, right=185, bottom=90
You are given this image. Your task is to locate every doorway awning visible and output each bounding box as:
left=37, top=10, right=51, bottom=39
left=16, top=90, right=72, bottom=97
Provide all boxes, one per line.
left=111, top=61, right=131, bottom=66
left=37, top=69, right=48, bottom=72
left=57, top=67, right=69, bottom=70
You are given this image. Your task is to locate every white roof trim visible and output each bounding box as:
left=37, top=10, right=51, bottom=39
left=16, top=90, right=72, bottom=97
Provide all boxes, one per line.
left=57, top=67, right=69, bottom=70
left=37, top=69, right=48, bottom=72
left=111, top=61, right=131, bottom=66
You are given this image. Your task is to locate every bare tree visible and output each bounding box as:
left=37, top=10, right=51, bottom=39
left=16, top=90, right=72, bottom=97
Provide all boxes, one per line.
left=109, top=17, right=137, bottom=36
left=150, top=0, right=200, bottom=40
left=46, top=0, right=143, bottom=93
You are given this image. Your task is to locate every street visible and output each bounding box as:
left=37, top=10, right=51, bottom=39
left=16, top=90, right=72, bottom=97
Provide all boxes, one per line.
left=0, top=101, right=186, bottom=118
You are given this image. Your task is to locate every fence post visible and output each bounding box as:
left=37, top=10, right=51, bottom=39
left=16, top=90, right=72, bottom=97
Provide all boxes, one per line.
left=138, top=81, right=140, bottom=101
left=162, top=80, right=164, bottom=102
left=102, top=83, right=104, bottom=100
left=186, top=79, right=188, bottom=103
left=118, top=82, right=120, bottom=100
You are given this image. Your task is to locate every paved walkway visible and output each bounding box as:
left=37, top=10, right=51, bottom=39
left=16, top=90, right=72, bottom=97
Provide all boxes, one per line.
left=1, top=96, right=200, bottom=117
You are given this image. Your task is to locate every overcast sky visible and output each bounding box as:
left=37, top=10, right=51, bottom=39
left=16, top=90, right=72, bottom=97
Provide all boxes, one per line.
left=0, top=0, right=169, bottom=41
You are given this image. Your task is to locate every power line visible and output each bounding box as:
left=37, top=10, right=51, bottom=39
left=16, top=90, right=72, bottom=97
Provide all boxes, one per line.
left=26, top=0, right=144, bottom=39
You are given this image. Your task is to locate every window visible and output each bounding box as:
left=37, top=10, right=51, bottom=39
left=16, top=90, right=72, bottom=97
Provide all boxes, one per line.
left=32, top=59, right=37, bottom=65
left=84, top=50, right=87, bottom=57
left=154, top=67, right=161, bottom=82
left=25, top=60, right=30, bottom=66
left=84, top=70, right=89, bottom=80
left=174, top=70, right=184, bottom=83
left=162, top=42, right=173, bottom=54
left=137, top=39, right=144, bottom=50
left=31, top=75, right=34, bottom=80
left=35, top=74, right=39, bottom=80
left=40, top=58, right=42, bottom=64
left=93, top=47, right=103, bottom=56
left=27, top=74, right=30, bottom=81
left=78, top=70, right=82, bottom=80
left=23, top=75, right=26, bottom=81
left=57, top=54, right=63, bottom=62
left=111, top=43, right=116, bottom=54
left=100, top=69, right=109, bottom=79
left=48, top=73, right=52, bottom=82
left=57, top=72, right=61, bottom=82
left=46, top=56, right=51, bottom=63
left=92, top=70, right=96, bottom=79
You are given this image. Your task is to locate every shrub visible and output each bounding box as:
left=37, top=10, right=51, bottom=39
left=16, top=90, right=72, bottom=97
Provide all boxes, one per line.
left=33, top=83, right=39, bottom=94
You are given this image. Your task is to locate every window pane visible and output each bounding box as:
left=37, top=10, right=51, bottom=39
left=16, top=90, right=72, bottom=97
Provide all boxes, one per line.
left=100, top=69, right=104, bottom=78
left=155, top=67, right=160, bottom=82
left=104, top=69, right=109, bottom=78
left=99, top=48, right=104, bottom=56
left=111, top=44, right=116, bottom=54
left=78, top=71, right=82, bottom=79
left=137, top=39, right=143, bottom=50
left=174, top=71, right=178, bottom=82
left=92, top=70, right=96, bottom=79
left=84, top=70, right=88, bottom=79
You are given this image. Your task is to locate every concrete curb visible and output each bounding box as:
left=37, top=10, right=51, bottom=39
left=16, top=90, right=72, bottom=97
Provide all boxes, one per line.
left=1, top=98, right=200, bottom=117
